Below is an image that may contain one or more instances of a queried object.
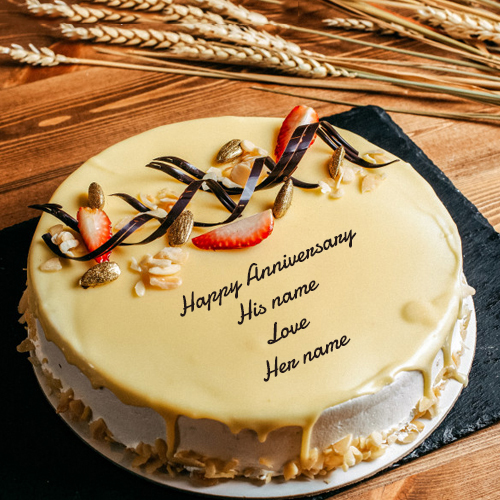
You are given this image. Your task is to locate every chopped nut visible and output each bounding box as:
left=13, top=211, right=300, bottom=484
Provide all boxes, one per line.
left=138, top=192, right=158, bottom=211
left=16, top=338, right=35, bottom=353
left=155, top=247, right=189, bottom=264
left=333, top=434, right=353, bottom=455
left=361, top=172, right=386, bottom=193
left=134, top=280, right=146, bottom=297
left=131, top=247, right=188, bottom=295
left=49, top=226, right=82, bottom=257
left=148, top=264, right=181, bottom=276
left=48, top=224, right=64, bottom=237
left=283, top=461, right=299, bottom=480
left=329, top=186, right=345, bottom=199
left=318, top=180, right=332, bottom=194
left=230, top=161, right=252, bottom=186
left=150, top=276, right=182, bottom=290
left=361, top=149, right=391, bottom=164
left=40, top=258, right=62, bottom=272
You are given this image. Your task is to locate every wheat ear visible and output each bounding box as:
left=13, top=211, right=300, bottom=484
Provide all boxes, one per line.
left=0, top=44, right=77, bottom=66
left=25, top=0, right=139, bottom=23
left=58, top=24, right=353, bottom=78
left=87, top=0, right=171, bottom=11
left=417, top=7, right=500, bottom=45
left=186, top=0, right=268, bottom=26
left=60, top=23, right=199, bottom=48
left=175, top=23, right=301, bottom=54
left=162, top=4, right=225, bottom=23
left=323, top=17, right=395, bottom=34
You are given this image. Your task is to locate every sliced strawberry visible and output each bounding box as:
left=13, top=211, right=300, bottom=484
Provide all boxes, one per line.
left=274, top=105, right=319, bottom=161
left=192, top=210, right=274, bottom=250
left=77, top=207, right=113, bottom=262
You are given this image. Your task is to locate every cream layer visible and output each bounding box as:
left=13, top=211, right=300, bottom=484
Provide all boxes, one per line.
left=28, top=306, right=469, bottom=477
left=27, top=116, right=464, bottom=467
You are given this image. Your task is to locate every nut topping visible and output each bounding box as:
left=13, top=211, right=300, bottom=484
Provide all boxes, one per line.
left=328, top=146, right=345, bottom=180
left=167, top=210, right=194, bottom=246
left=273, top=179, right=293, bottom=219
left=88, top=182, right=105, bottom=209
left=79, top=261, right=121, bottom=288
left=216, top=139, right=243, bottom=164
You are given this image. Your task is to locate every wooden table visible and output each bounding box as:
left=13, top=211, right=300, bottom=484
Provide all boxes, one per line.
left=1, top=0, right=499, bottom=498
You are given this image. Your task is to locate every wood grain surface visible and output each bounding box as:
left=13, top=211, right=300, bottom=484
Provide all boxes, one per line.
left=1, top=0, right=499, bottom=498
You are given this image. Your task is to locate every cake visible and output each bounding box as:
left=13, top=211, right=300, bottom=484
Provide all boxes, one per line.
left=18, top=107, right=475, bottom=485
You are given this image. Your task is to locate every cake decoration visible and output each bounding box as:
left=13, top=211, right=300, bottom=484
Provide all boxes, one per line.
left=167, top=209, right=194, bottom=247
left=79, top=261, right=121, bottom=288
left=88, top=181, right=105, bottom=210
left=274, top=105, right=319, bottom=161
left=30, top=109, right=397, bottom=265
left=328, top=144, right=345, bottom=180
left=77, top=206, right=113, bottom=263
left=272, top=178, right=293, bottom=219
left=216, top=138, right=243, bottom=164
left=192, top=209, right=274, bottom=250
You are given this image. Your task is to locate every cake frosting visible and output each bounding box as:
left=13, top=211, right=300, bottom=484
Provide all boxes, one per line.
left=19, top=113, right=474, bottom=482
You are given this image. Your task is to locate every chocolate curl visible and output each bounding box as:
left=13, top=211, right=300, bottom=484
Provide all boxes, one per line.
left=257, top=122, right=320, bottom=190
left=40, top=212, right=156, bottom=261
left=29, top=204, right=79, bottom=231
left=318, top=122, right=398, bottom=168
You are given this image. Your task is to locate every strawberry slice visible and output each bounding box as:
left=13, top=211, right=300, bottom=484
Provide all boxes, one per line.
left=274, top=105, right=319, bottom=161
left=77, top=207, right=113, bottom=262
left=192, top=210, right=274, bottom=250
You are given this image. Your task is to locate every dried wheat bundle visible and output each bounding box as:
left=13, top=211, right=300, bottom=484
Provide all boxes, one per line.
left=58, top=23, right=352, bottom=77
left=186, top=0, right=268, bottom=26
left=88, top=0, right=171, bottom=11
left=26, top=0, right=139, bottom=22
left=417, top=6, right=500, bottom=45
left=177, top=22, right=301, bottom=54
left=323, top=17, right=395, bottom=34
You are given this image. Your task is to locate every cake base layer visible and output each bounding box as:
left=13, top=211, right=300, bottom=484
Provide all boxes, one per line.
left=25, top=295, right=476, bottom=497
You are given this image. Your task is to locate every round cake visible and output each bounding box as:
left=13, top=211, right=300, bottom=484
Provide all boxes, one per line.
left=19, top=109, right=474, bottom=485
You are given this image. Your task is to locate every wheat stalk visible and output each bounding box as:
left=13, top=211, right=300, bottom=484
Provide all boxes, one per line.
left=323, top=17, right=396, bottom=34
left=58, top=23, right=352, bottom=77
left=252, top=86, right=500, bottom=123
left=417, top=7, right=500, bottom=45
left=87, top=0, right=171, bottom=12
left=186, top=0, right=268, bottom=26
left=26, top=0, right=139, bottom=22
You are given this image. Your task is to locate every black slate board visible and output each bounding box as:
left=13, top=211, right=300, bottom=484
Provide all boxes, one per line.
left=2, top=106, right=499, bottom=500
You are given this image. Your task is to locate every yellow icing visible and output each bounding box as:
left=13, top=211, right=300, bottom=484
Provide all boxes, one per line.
left=27, top=116, right=463, bottom=461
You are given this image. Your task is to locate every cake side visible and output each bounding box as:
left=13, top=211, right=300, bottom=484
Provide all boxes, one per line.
left=22, top=115, right=469, bottom=480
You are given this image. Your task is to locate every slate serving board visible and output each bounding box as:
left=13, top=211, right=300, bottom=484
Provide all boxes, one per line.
left=2, top=106, right=499, bottom=500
